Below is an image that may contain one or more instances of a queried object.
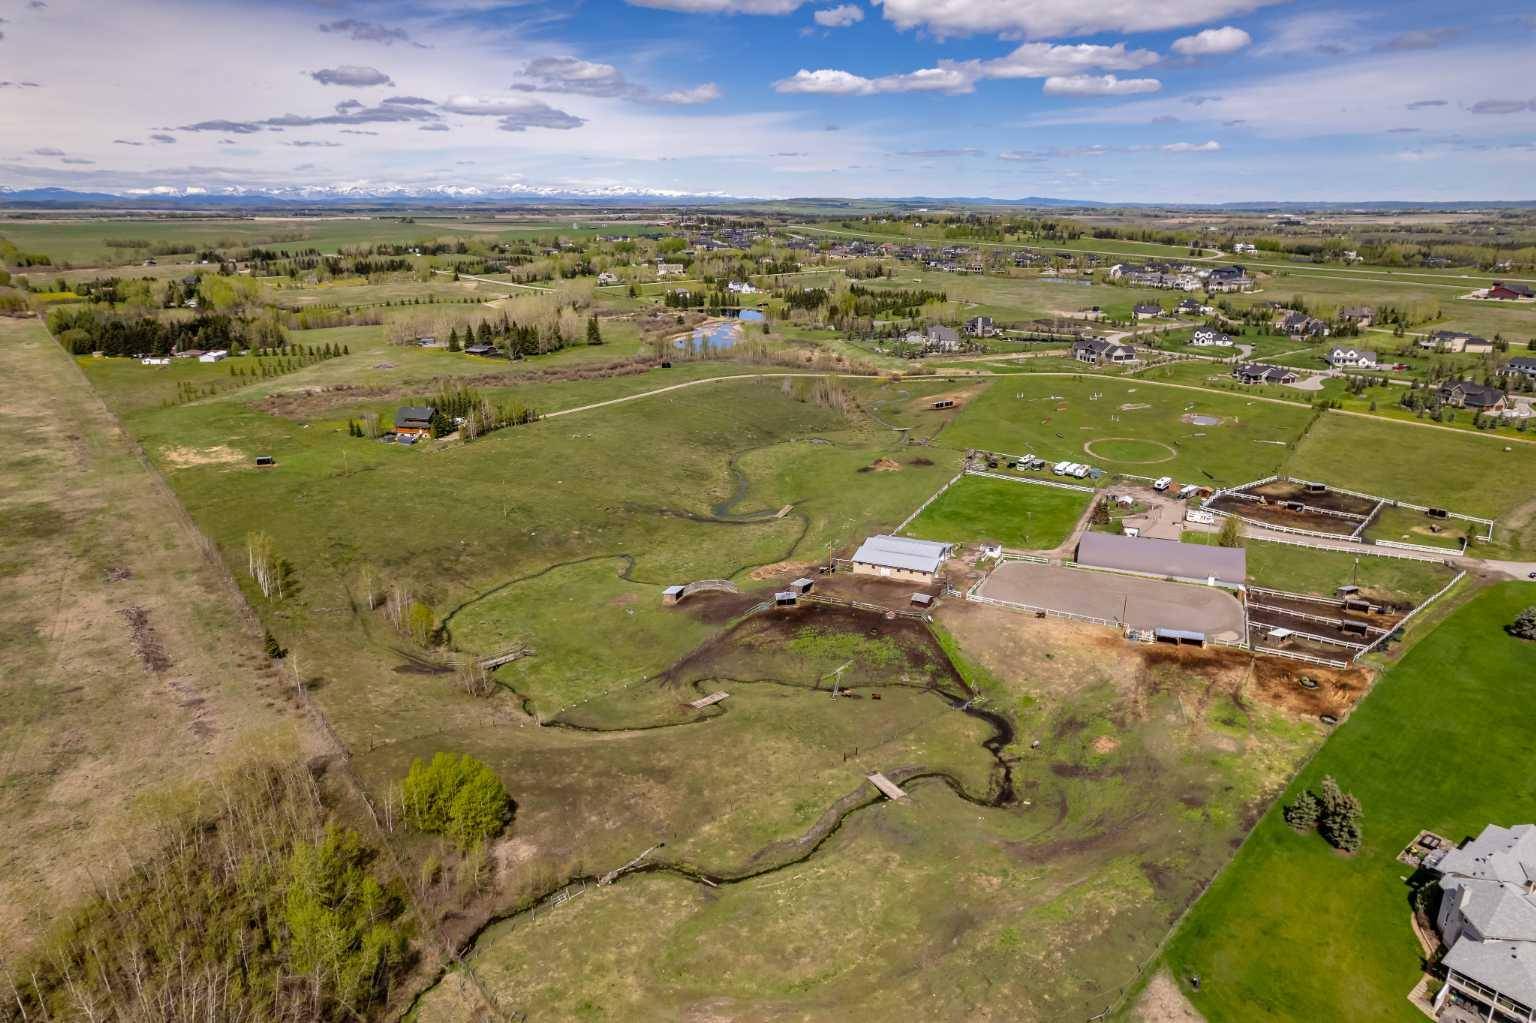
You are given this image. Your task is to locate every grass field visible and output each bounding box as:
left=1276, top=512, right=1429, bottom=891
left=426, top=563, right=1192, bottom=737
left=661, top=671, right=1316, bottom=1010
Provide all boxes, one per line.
left=1241, top=540, right=1457, bottom=606
left=902, top=474, right=1091, bottom=550
left=938, top=375, right=1315, bottom=488
left=1283, top=413, right=1536, bottom=522
left=1162, top=582, right=1536, bottom=1022
left=1365, top=504, right=1474, bottom=550
left=0, top=317, right=310, bottom=957
left=411, top=603, right=1325, bottom=1022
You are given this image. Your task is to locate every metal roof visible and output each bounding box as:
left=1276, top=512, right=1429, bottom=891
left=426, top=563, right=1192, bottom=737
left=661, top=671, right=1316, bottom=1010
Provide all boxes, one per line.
left=851, top=535, right=950, bottom=575
left=1155, top=628, right=1206, bottom=642
left=1076, top=532, right=1246, bottom=586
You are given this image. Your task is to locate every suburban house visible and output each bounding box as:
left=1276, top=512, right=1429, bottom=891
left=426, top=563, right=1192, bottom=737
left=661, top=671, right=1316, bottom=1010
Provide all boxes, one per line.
left=1073, top=339, right=1138, bottom=366
left=1205, top=266, right=1253, bottom=292
left=596, top=271, right=620, bottom=286
left=198, top=349, right=228, bottom=363
left=849, top=535, right=950, bottom=584
left=925, top=324, right=962, bottom=351
left=1488, top=281, right=1535, bottom=300
left=1438, top=380, right=1508, bottom=412
left=655, top=262, right=685, bottom=277
left=1430, top=824, right=1536, bottom=1023
left=1328, top=346, right=1379, bottom=370
left=1421, top=330, right=1492, bottom=354
left=394, top=405, right=437, bottom=440
left=1175, top=298, right=1202, bottom=315
left=1191, top=327, right=1234, bottom=347
left=1133, top=303, right=1162, bottom=320
left=1280, top=311, right=1330, bottom=337
left=1505, top=357, right=1536, bottom=380
left=464, top=342, right=499, bottom=357
left=1075, top=531, right=1246, bottom=588
left=1233, top=363, right=1298, bottom=385
left=1233, top=242, right=1258, bottom=255
left=727, top=280, right=759, bottom=295
left=1338, top=305, right=1376, bottom=327
left=965, top=315, right=996, bottom=337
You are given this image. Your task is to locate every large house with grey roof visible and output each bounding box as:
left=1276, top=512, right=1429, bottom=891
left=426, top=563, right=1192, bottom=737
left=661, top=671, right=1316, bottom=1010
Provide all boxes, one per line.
left=1432, top=824, right=1536, bottom=1022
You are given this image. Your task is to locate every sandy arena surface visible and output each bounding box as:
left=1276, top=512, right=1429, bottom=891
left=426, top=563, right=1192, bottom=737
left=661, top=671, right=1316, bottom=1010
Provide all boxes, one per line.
left=978, top=561, right=1247, bottom=640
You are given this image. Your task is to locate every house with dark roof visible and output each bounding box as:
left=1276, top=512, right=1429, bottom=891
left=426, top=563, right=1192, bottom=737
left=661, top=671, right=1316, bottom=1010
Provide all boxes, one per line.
left=1431, top=824, right=1536, bottom=1022
left=1133, top=303, right=1163, bottom=320
left=1073, top=339, right=1138, bottom=366
left=1233, top=363, right=1298, bottom=386
left=1205, top=266, right=1252, bottom=293
left=1338, top=305, right=1376, bottom=326
left=1489, top=281, right=1535, bottom=300
left=1506, top=357, right=1536, bottom=380
left=394, top=406, right=437, bottom=439
left=965, top=315, right=996, bottom=337
left=1283, top=312, right=1330, bottom=338
left=925, top=324, right=962, bottom=351
left=1438, top=380, right=1507, bottom=412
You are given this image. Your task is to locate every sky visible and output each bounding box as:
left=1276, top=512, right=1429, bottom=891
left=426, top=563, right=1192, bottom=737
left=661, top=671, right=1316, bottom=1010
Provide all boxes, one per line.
left=0, top=0, right=1533, bottom=202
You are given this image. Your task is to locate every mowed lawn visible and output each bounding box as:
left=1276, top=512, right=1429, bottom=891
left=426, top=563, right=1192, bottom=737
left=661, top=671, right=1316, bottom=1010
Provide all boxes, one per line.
left=1162, top=582, right=1536, bottom=1022
left=903, top=475, right=1091, bottom=550
left=940, top=377, right=1313, bottom=489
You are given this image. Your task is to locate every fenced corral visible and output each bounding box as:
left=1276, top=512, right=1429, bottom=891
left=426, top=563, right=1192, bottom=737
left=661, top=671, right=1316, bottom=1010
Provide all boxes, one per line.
left=1205, top=474, right=1491, bottom=550
left=894, top=470, right=965, bottom=533
left=971, top=560, right=1248, bottom=639
left=800, top=592, right=928, bottom=621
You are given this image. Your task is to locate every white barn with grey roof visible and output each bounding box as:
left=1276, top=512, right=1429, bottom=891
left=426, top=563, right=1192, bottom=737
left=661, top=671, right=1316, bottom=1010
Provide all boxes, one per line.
left=849, top=535, right=950, bottom=583
left=1434, top=823, right=1536, bottom=1022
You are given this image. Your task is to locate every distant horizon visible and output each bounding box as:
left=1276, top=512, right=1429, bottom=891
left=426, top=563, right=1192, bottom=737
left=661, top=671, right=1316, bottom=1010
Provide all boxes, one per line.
left=3, top=184, right=1536, bottom=212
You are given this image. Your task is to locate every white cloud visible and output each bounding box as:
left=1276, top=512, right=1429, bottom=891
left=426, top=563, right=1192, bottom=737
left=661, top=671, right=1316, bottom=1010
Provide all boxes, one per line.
left=774, top=68, right=876, bottom=95
left=871, top=0, right=1282, bottom=39
left=655, top=82, right=722, bottom=104
left=1026, top=48, right=1535, bottom=141
left=968, top=42, right=1159, bottom=79
left=626, top=0, right=806, bottom=12
left=1043, top=74, right=1161, bottom=96
left=776, top=43, right=1158, bottom=98
left=1162, top=140, right=1221, bottom=152
left=774, top=66, right=972, bottom=95
left=813, top=4, right=863, bottom=27
left=1171, top=27, right=1251, bottom=56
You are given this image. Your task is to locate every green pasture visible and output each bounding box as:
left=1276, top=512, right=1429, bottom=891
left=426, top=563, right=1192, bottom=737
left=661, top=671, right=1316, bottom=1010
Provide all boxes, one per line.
left=938, top=375, right=1315, bottom=488
left=902, top=473, right=1091, bottom=550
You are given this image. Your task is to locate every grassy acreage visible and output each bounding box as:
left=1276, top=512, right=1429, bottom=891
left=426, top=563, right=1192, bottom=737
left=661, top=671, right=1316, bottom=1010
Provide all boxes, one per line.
left=1163, top=582, right=1536, bottom=1022
left=903, top=474, right=1092, bottom=550
left=940, top=376, right=1314, bottom=488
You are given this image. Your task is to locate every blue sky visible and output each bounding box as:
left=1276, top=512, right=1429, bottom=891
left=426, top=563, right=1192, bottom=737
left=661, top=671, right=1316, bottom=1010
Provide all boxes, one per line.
left=1, top=0, right=1532, bottom=201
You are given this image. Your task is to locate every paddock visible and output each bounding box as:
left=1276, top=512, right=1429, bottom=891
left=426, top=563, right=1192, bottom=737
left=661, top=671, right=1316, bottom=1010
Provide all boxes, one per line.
left=975, top=561, right=1247, bottom=640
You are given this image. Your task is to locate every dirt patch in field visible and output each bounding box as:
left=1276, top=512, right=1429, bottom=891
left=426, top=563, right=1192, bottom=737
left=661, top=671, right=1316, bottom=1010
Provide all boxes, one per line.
left=1133, top=969, right=1206, bottom=1023
left=1092, top=735, right=1121, bottom=754
left=749, top=559, right=820, bottom=582
left=1249, top=656, right=1371, bottom=718
left=1120, top=402, right=1152, bottom=411
left=119, top=606, right=173, bottom=673
left=935, top=600, right=1142, bottom=702
left=863, top=457, right=903, bottom=472
left=160, top=445, right=245, bottom=469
